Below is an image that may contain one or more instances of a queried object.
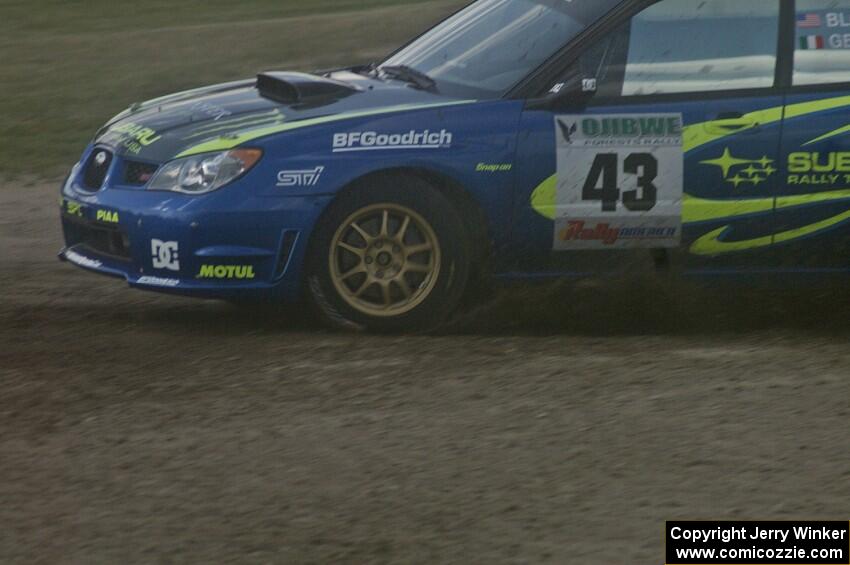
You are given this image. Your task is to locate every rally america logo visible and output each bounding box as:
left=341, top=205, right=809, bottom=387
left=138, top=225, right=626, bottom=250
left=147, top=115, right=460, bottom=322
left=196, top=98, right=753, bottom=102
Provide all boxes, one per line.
left=332, top=129, right=453, bottom=152
left=559, top=221, right=678, bottom=246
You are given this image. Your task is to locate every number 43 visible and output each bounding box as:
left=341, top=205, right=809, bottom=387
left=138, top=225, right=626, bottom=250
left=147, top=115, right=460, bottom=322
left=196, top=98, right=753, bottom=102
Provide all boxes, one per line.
left=583, top=153, right=658, bottom=212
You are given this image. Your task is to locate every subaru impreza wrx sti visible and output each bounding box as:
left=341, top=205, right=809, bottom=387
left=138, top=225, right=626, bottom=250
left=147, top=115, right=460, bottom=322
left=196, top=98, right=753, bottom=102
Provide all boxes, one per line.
left=60, top=0, right=850, bottom=331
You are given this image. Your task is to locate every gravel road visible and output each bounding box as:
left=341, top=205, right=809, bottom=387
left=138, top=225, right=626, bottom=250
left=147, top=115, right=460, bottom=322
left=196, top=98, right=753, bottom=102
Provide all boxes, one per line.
left=1, top=181, right=848, bottom=564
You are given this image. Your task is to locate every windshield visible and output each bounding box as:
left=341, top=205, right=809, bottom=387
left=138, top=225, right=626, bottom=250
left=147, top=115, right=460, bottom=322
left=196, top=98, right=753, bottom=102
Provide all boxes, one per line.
left=380, top=0, right=622, bottom=98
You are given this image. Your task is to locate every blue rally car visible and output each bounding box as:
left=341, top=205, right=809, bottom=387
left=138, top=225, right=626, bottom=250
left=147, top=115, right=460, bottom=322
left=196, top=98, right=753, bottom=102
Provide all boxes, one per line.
left=60, top=0, right=850, bottom=331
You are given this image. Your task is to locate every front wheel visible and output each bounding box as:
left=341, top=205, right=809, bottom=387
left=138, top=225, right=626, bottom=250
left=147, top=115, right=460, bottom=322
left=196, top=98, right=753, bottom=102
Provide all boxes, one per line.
left=307, top=176, right=471, bottom=332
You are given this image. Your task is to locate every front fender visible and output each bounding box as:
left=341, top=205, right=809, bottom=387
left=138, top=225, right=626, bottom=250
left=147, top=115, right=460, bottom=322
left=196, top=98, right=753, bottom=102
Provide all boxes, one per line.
left=250, top=100, right=524, bottom=250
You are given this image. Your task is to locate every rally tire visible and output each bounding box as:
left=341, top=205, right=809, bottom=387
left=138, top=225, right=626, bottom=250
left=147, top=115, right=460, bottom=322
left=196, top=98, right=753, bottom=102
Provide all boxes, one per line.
left=307, top=176, right=471, bottom=333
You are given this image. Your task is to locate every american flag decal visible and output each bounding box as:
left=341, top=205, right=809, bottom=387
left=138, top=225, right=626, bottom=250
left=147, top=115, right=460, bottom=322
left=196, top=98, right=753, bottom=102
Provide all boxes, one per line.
left=797, top=13, right=822, bottom=28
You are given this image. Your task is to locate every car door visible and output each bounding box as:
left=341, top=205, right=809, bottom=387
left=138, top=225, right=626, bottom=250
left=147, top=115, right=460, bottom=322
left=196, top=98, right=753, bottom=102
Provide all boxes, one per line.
left=509, top=0, right=786, bottom=276
left=775, top=0, right=850, bottom=270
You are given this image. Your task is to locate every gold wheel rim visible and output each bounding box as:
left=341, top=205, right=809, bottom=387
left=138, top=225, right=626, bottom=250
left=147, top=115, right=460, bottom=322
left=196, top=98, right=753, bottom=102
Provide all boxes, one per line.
left=329, top=203, right=441, bottom=317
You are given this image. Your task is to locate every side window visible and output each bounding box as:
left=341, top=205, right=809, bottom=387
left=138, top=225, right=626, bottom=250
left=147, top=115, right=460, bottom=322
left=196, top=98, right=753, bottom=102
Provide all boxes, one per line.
left=575, top=22, right=632, bottom=98
left=794, top=0, right=850, bottom=86
left=572, top=0, right=780, bottom=97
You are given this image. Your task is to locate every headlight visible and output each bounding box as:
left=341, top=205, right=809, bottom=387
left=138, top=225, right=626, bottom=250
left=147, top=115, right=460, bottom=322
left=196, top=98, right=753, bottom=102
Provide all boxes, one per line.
left=147, top=149, right=262, bottom=194
left=62, top=162, right=81, bottom=195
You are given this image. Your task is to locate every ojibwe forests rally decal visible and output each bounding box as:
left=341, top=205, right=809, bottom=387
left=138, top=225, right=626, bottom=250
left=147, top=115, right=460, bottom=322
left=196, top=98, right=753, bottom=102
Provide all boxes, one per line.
left=553, top=114, right=683, bottom=250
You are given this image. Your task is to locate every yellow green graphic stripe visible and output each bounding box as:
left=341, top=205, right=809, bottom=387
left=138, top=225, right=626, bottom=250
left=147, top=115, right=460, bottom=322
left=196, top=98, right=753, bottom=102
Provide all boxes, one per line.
left=691, top=208, right=850, bottom=256
left=804, top=123, right=850, bottom=146
left=175, top=100, right=476, bottom=158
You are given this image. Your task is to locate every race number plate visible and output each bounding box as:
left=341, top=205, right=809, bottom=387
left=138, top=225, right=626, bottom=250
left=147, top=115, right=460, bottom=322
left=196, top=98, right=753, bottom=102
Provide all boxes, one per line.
left=554, top=113, right=683, bottom=250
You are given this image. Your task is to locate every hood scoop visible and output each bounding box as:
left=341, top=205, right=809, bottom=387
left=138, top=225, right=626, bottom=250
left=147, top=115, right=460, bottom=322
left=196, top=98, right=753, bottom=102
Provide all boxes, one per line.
left=256, top=72, right=359, bottom=106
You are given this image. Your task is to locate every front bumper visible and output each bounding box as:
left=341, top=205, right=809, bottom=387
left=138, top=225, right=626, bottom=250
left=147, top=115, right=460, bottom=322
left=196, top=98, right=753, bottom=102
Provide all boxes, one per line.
left=58, top=177, right=331, bottom=302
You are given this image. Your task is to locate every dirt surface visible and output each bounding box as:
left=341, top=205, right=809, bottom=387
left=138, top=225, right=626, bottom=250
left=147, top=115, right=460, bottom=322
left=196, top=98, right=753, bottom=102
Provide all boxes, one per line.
left=1, top=181, right=849, bottom=564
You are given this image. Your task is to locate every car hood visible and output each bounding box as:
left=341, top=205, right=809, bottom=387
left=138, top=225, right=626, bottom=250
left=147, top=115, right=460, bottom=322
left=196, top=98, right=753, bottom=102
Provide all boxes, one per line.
left=94, top=71, right=466, bottom=162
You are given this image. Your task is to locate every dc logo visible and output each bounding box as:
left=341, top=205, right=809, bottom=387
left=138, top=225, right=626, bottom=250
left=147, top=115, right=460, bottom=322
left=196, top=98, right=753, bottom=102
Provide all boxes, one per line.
left=151, top=239, right=180, bottom=271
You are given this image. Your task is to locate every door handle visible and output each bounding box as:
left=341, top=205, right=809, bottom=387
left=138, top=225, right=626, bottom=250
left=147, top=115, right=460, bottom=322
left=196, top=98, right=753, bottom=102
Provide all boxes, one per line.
left=704, top=112, right=759, bottom=134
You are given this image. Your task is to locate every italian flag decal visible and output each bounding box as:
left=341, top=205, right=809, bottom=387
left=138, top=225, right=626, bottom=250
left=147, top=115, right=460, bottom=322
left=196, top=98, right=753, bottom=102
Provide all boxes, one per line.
left=800, top=35, right=825, bottom=49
